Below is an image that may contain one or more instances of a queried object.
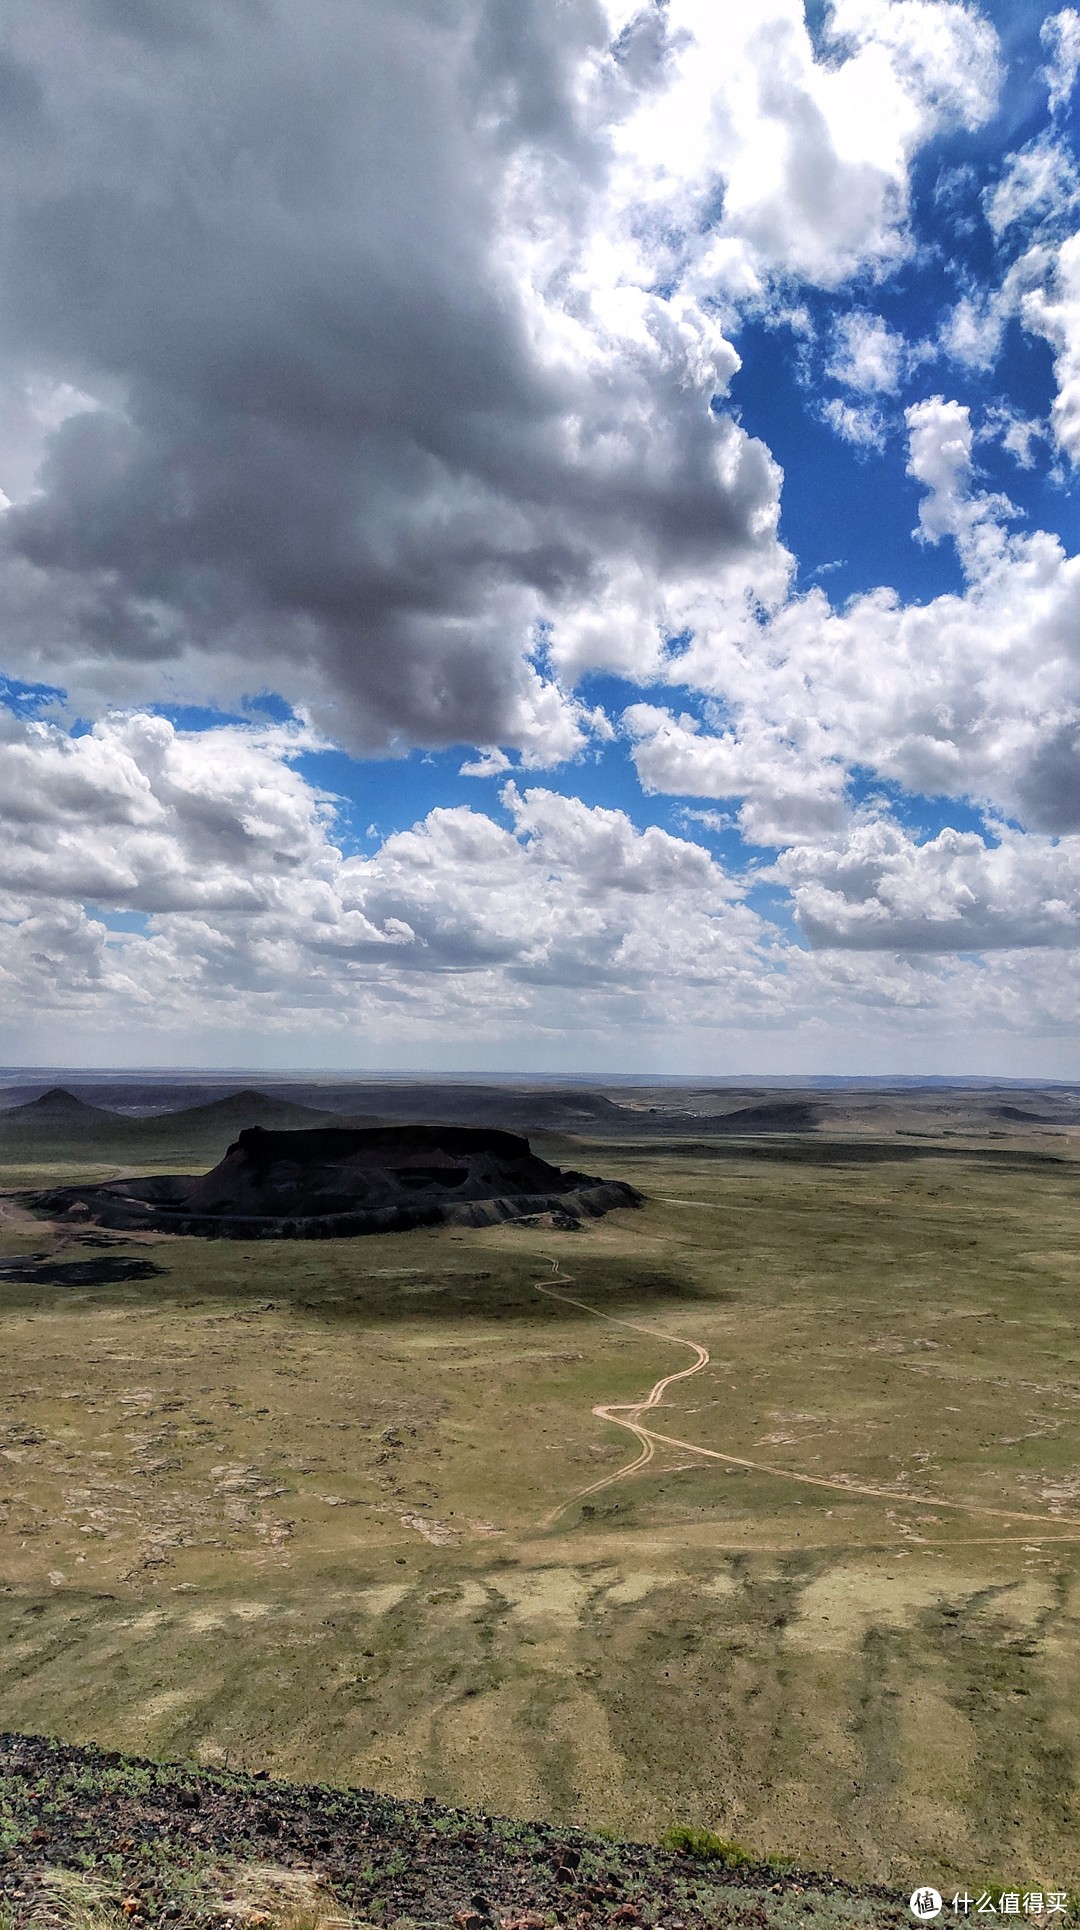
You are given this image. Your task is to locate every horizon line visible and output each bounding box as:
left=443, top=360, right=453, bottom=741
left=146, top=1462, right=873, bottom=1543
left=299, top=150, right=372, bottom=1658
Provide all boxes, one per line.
left=1, top=1066, right=1079, bottom=1089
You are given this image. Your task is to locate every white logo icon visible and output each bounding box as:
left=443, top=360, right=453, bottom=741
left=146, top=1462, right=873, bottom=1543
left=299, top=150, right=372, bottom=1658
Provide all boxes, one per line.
left=909, top=1890, right=943, bottom=1921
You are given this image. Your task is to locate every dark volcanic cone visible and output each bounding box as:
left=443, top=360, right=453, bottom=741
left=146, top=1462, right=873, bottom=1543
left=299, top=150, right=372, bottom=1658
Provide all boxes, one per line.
left=28, top=1123, right=641, bottom=1239
left=1, top=1087, right=121, bottom=1123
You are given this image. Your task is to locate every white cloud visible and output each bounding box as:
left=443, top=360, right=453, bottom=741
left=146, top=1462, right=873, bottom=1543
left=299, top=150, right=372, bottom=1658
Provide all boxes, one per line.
left=615, top=400, right=1080, bottom=844
left=0, top=710, right=334, bottom=913
left=940, top=290, right=1004, bottom=371
left=984, top=134, right=1079, bottom=238
left=905, top=394, right=978, bottom=541
left=11, top=2, right=1080, bottom=1071
left=677, top=806, right=735, bottom=834
left=1022, top=230, right=1080, bottom=460
left=828, top=0, right=1000, bottom=131
left=0, top=710, right=778, bottom=1044
left=827, top=312, right=905, bottom=392
left=940, top=134, right=1080, bottom=460
left=1042, top=8, right=1080, bottom=116
left=905, top=395, right=1016, bottom=546
left=3, top=710, right=1080, bottom=1069
left=459, top=747, right=513, bottom=779
left=773, top=816, right=1080, bottom=950
left=984, top=405, right=1048, bottom=469
left=0, top=0, right=1003, bottom=763
left=940, top=139, right=1079, bottom=382
left=822, top=396, right=887, bottom=450
left=623, top=703, right=850, bottom=845
left=591, top=0, right=1000, bottom=311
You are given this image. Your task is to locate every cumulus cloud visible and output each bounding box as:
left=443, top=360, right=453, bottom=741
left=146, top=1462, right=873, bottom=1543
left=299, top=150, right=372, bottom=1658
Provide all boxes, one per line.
left=4, top=710, right=1079, bottom=1066
left=0, top=0, right=1003, bottom=761
left=0, top=710, right=335, bottom=912
left=773, top=817, right=1080, bottom=951
left=459, top=748, right=513, bottom=779
left=984, top=405, right=1048, bottom=469
left=940, top=135, right=1080, bottom=393
left=617, top=399, right=1080, bottom=843
left=0, top=710, right=781, bottom=1044
left=10, top=0, right=1080, bottom=1065
left=623, top=703, right=851, bottom=845
left=941, top=126, right=1080, bottom=461
left=0, top=0, right=776, bottom=756
left=905, top=394, right=982, bottom=542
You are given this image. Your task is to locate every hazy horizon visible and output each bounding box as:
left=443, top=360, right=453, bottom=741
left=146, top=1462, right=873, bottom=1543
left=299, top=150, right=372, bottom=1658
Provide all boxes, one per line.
left=2, top=1063, right=1079, bottom=1091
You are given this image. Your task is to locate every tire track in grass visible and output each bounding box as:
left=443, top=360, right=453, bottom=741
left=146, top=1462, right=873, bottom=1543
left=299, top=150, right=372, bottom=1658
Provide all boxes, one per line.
left=536, top=1266, right=1080, bottom=1535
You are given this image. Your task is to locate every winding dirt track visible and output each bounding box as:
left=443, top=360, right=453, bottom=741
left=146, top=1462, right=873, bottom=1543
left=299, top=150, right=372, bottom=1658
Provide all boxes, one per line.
left=536, top=1267, right=1080, bottom=1535
left=536, top=1273, right=711, bottom=1527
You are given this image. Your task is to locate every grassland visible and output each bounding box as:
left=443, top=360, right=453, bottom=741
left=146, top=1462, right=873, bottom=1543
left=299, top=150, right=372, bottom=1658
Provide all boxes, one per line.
left=1, top=1100, right=1079, bottom=1899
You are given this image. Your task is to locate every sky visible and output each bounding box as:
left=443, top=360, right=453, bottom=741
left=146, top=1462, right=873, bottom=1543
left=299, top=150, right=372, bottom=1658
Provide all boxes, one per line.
left=2, top=0, right=1080, bottom=1077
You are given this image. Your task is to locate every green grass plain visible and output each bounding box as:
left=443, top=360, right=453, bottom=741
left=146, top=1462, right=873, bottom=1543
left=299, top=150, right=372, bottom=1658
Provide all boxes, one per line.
left=1, top=1107, right=1079, bottom=1895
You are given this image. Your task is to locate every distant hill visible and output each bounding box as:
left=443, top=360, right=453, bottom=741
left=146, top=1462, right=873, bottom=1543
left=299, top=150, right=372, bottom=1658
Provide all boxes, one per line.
left=150, top=1088, right=351, bottom=1132
left=0, top=1080, right=634, bottom=1134
left=0, top=1086, right=369, bottom=1139
left=708, top=1100, right=819, bottom=1132
left=993, top=1102, right=1080, bottom=1125
left=0, top=1087, right=123, bottom=1126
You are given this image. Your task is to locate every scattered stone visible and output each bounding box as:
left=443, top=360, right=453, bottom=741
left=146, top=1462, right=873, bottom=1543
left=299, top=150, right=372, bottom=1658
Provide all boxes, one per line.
left=0, top=1731, right=914, bottom=1928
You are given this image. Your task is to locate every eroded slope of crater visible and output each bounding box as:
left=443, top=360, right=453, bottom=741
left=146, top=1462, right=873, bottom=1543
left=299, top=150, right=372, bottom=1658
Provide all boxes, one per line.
left=29, top=1122, right=641, bottom=1238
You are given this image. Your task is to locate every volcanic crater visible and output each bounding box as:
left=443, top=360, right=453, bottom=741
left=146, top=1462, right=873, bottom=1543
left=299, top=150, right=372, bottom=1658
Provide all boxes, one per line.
left=31, top=1122, right=642, bottom=1238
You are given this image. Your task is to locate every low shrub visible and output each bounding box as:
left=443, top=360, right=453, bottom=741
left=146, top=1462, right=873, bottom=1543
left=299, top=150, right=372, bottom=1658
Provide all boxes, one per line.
left=661, top=1824, right=752, bottom=1866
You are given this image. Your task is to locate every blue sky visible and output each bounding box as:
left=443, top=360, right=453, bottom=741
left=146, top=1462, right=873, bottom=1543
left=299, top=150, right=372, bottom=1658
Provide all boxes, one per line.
left=1, top=0, right=1080, bottom=1074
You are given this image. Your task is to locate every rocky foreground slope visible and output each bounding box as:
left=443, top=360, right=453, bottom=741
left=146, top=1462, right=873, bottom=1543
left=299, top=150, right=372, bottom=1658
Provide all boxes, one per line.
left=28, top=1124, right=641, bottom=1239
left=0, top=1733, right=914, bottom=1927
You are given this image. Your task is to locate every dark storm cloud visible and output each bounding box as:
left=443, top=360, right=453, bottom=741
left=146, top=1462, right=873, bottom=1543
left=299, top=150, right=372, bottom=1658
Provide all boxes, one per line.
left=0, top=0, right=781, bottom=755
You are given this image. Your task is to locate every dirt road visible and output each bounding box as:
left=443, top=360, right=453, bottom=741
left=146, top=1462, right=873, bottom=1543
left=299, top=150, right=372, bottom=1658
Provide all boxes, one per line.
left=537, top=1267, right=1080, bottom=1534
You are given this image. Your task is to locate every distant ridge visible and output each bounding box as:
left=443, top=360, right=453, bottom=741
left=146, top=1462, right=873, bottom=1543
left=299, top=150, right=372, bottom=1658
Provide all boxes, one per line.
left=2, top=1080, right=1077, bottom=1146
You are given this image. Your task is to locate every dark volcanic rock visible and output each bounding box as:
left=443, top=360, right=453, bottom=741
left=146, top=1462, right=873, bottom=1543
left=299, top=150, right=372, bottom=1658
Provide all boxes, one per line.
left=28, top=1123, right=642, bottom=1239
left=0, top=1731, right=912, bottom=1928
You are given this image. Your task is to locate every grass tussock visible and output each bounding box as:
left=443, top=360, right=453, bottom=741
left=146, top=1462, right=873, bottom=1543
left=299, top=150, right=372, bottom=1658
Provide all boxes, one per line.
left=25, top=1867, right=124, bottom=1926
left=215, top=1864, right=357, bottom=1929
left=5, top=1863, right=360, bottom=1929
left=661, top=1824, right=752, bottom=1866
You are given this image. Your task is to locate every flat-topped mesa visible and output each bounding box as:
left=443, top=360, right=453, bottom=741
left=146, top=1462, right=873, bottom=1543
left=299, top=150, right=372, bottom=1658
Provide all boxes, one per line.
left=29, top=1122, right=642, bottom=1239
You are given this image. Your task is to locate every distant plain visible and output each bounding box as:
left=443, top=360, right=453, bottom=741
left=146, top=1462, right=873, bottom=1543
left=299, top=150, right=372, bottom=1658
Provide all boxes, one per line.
left=1, top=1077, right=1078, bottom=1893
